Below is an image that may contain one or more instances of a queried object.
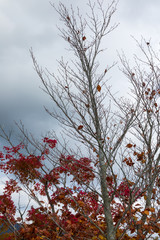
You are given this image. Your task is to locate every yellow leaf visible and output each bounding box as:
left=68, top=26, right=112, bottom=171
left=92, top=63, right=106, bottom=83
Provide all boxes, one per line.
left=98, top=235, right=105, bottom=240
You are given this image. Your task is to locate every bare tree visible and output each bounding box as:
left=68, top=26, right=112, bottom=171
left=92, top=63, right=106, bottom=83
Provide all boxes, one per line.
left=30, top=1, right=159, bottom=239
left=0, top=1, right=160, bottom=240
left=31, top=1, right=122, bottom=239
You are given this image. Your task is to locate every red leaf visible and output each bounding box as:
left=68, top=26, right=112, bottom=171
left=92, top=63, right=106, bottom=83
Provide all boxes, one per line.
left=78, top=125, right=83, bottom=130
left=82, top=36, right=86, bottom=41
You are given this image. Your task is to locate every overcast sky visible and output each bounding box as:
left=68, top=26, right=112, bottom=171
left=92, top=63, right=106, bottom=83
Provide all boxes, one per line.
left=1, top=0, right=160, bottom=145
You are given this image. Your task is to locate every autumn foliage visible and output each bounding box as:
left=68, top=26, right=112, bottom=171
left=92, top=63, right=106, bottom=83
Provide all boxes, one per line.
left=0, top=138, right=159, bottom=240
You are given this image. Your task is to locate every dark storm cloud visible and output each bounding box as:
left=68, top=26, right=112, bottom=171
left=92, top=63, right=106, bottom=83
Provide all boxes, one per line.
left=0, top=0, right=61, bottom=142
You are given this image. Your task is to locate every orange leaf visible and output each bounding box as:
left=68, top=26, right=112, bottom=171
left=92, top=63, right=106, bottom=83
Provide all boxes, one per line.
left=126, top=143, right=133, bottom=148
left=78, top=125, right=83, bottom=130
left=149, top=207, right=155, bottom=212
left=144, top=195, right=147, bottom=200
left=144, top=210, right=149, bottom=215
left=128, top=180, right=134, bottom=186
left=66, top=220, right=72, bottom=224
left=136, top=220, right=143, bottom=225
left=97, top=85, right=101, bottom=92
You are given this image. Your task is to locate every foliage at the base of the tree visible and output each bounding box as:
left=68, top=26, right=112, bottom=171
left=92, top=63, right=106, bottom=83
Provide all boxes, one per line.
left=0, top=139, right=159, bottom=240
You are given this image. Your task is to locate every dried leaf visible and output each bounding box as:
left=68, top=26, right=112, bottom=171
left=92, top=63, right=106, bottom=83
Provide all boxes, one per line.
left=85, top=103, right=90, bottom=108
left=126, top=143, right=133, bottom=148
left=97, top=85, right=101, bottom=92
left=78, top=125, right=83, bottom=130
left=82, top=36, right=86, bottom=41
left=154, top=103, right=158, bottom=107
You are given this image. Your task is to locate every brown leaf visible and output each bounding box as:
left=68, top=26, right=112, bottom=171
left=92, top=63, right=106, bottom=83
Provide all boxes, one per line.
left=67, top=16, right=70, bottom=21
left=78, top=125, right=83, bottom=130
left=154, top=103, right=158, bottom=107
left=82, top=36, right=86, bottom=41
left=85, top=103, right=90, bottom=108
left=126, top=143, right=133, bottom=148
left=97, top=85, right=101, bottom=92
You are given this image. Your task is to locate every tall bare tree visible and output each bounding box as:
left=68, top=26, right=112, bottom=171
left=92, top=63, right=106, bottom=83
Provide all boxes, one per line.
left=30, top=1, right=160, bottom=239
left=0, top=1, right=159, bottom=239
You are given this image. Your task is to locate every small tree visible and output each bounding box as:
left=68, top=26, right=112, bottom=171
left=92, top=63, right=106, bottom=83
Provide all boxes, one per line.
left=0, top=1, right=160, bottom=240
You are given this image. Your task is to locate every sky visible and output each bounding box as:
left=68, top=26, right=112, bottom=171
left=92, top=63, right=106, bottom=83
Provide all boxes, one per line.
left=1, top=0, right=160, bottom=146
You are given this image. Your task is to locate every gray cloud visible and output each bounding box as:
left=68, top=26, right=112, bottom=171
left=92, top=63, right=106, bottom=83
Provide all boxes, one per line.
left=1, top=0, right=160, bottom=146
